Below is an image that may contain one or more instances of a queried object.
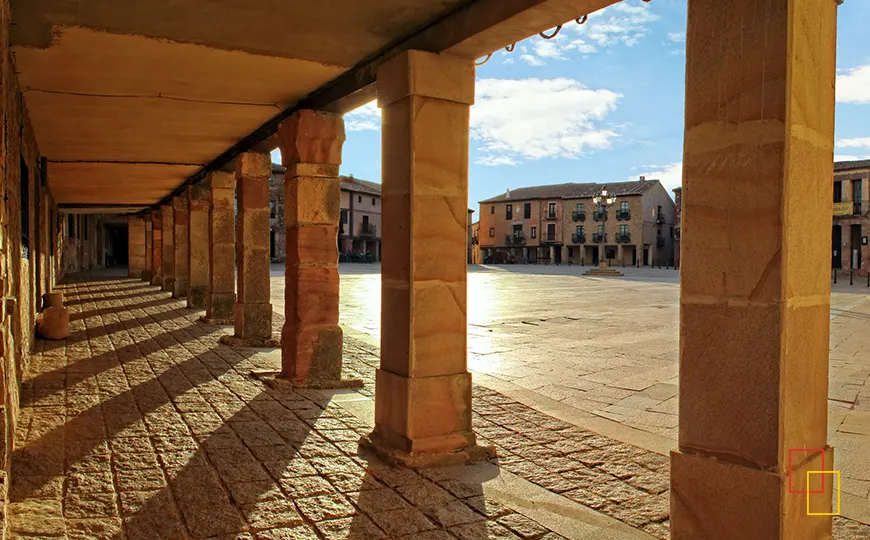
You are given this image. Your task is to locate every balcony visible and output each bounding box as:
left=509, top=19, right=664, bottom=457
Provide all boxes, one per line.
left=572, top=211, right=586, bottom=222
left=592, top=232, right=605, bottom=243
left=616, top=233, right=631, bottom=243
left=505, top=233, right=526, bottom=245
left=545, top=213, right=558, bottom=221
left=834, top=201, right=868, bottom=217
left=359, top=223, right=377, bottom=237
left=541, top=233, right=560, bottom=244
left=572, top=233, right=585, bottom=244
left=592, top=210, right=607, bottom=221
left=656, top=237, right=665, bottom=248
left=616, top=209, right=631, bottom=220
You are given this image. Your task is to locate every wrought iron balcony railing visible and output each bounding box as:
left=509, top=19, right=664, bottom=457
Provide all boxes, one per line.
left=593, top=210, right=607, bottom=221
left=359, top=223, right=377, bottom=237
left=616, top=233, right=631, bottom=243
left=616, top=209, right=631, bottom=220
left=592, top=232, right=605, bottom=243
left=572, top=211, right=586, bottom=222
left=505, top=233, right=526, bottom=245
left=572, top=233, right=585, bottom=244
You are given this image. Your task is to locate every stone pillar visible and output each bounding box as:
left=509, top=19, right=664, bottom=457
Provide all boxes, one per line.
left=276, top=110, right=345, bottom=382
left=187, top=184, right=210, bottom=309
left=221, top=152, right=275, bottom=346
left=127, top=216, right=146, bottom=278
left=161, top=204, right=175, bottom=292
left=204, top=172, right=236, bottom=324
left=367, top=50, right=488, bottom=466
left=172, top=193, right=189, bottom=298
left=671, top=0, right=837, bottom=538
left=143, top=214, right=153, bottom=282
left=151, top=211, right=163, bottom=286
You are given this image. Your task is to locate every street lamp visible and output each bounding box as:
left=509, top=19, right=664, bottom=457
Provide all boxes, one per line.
left=592, top=187, right=616, bottom=267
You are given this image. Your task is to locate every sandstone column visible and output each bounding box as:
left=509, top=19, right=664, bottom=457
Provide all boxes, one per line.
left=151, top=211, right=163, bottom=286
left=367, top=50, right=487, bottom=465
left=143, top=214, right=153, bottom=282
left=127, top=216, right=145, bottom=278
left=161, top=204, right=175, bottom=292
left=203, top=171, right=236, bottom=324
left=276, top=110, right=345, bottom=382
left=671, top=0, right=837, bottom=538
left=172, top=193, right=189, bottom=298
left=221, top=152, right=274, bottom=346
left=187, top=184, right=210, bottom=309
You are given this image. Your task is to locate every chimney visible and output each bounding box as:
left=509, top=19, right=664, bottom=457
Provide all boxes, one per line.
left=505, top=188, right=511, bottom=198
left=639, top=175, right=646, bottom=181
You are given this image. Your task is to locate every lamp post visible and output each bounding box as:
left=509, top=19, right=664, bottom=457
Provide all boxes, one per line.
left=592, top=186, right=616, bottom=267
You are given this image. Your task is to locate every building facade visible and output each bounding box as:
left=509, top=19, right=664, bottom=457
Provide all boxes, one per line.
left=270, top=166, right=382, bottom=262
left=833, top=160, right=870, bottom=276
left=673, top=186, right=682, bottom=268
left=478, top=178, right=676, bottom=266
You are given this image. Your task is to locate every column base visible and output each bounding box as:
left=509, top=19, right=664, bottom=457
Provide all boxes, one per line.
left=218, top=334, right=280, bottom=348
left=187, top=286, right=208, bottom=310
left=280, top=323, right=343, bottom=382
left=359, top=431, right=496, bottom=469
left=205, top=292, right=236, bottom=322
left=172, top=279, right=188, bottom=299
left=251, top=369, right=363, bottom=390
left=150, top=274, right=163, bottom=286
left=141, top=270, right=153, bottom=282
left=162, top=277, right=175, bottom=293
left=670, top=447, right=833, bottom=540
left=233, top=302, right=272, bottom=342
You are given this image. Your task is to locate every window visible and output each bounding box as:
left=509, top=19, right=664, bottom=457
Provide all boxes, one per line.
left=505, top=204, right=512, bottom=219
left=657, top=205, right=663, bottom=216
left=531, top=227, right=537, bottom=238
left=270, top=200, right=276, bottom=219
left=491, top=205, right=495, bottom=214
left=620, top=224, right=629, bottom=235
left=20, top=157, right=30, bottom=259
left=358, top=195, right=362, bottom=203
left=834, top=181, right=842, bottom=203
left=546, top=223, right=556, bottom=240
left=598, top=224, right=605, bottom=234
left=657, top=227, right=663, bottom=237
left=576, top=225, right=583, bottom=234
left=621, top=201, right=629, bottom=211
left=340, top=209, right=348, bottom=224
left=372, top=197, right=376, bottom=205
left=548, top=202, right=556, bottom=218
left=575, top=203, right=583, bottom=212
left=489, top=227, right=495, bottom=237
left=524, top=203, right=531, bottom=219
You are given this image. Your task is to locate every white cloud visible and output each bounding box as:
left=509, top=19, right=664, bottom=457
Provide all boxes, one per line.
left=520, top=53, right=546, bottom=67
left=344, top=101, right=380, bottom=131
left=533, top=40, right=566, bottom=60
left=574, top=0, right=661, bottom=48
left=836, top=137, right=870, bottom=149
left=632, top=162, right=683, bottom=194
left=834, top=155, right=868, bottom=162
left=668, top=32, right=685, bottom=43
left=471, top=78, right=621, bottom=166
left=837, top=65, right=870, bottom=103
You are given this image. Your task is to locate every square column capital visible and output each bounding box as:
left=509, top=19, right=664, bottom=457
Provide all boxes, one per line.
left=173, top=192, right=189, bottom=209
left=377, top=50, right=475, bottom=107
left=277, top=110, right=345, bottom=170
left=206, top=170, right=236, bottom=190
left=236, top=151, right=271, bottom=179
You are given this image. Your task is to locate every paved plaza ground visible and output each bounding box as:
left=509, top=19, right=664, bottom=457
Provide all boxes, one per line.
left=7, top=265, right=870, bottom=539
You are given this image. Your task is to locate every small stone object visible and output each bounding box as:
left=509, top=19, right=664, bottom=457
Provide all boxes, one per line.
left=36, top=292, right=70, bottom=340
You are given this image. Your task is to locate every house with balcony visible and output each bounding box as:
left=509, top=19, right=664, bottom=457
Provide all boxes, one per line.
left=832, top=160, right=870, bottom=275
left=478, top=177, right=676, bottom=266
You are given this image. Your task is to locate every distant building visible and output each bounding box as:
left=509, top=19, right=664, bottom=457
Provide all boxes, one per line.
left=478, top=177, right=676, bottom=266
left=470, top=221, right=481, bottom=264
left=833, top=160, right=869, bottom=275
left=270, top=165, right=382, bottom=262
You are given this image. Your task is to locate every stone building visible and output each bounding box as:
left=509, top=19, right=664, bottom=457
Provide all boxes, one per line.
left=0, top=0, right=849, bottom=537
left=270, top=166, right=381, bottom=262
left=832, top=159, right=869, bottom=276
left=673, top=186, right=682, bottom=268
left=478, top=178, right=676, bottom=266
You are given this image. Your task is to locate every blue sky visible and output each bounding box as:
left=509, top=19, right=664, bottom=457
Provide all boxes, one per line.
left=272, top=0, right=870, bottom=209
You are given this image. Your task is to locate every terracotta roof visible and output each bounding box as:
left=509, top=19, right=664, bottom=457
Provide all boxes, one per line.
left=340, top=176, right=381, bottom=196
left=835, top=160, right=870, bottom=172
left=479, top=179, right=658, bottom=204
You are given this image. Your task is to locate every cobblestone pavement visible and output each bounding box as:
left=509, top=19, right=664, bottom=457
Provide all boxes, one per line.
left=315, top=264, right=870, bottom=507
left=10, top=269, right=870, bottom=539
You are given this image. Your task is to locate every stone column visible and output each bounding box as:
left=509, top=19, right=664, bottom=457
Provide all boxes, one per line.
left=366, top=50, right=488, bottom=466
left=203, top=171, right=236, bottom=324
left=127, top=216, right=146, bottom=278
left=671, top=0, right=837, bottom=538
left=143, top=214, right=153, bottom=282
left=172, top=193, right=189, bottom=298
left=221, top=152, right=275, bottom=347
left=187, top=184, right=210, bottom=309
left=161, top=204, right=175, bottom=292
left=276, top=110, right=345, bottom=383
left=151, top=211, right=163, bottom=286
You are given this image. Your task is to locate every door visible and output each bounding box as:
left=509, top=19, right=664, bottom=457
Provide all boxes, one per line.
left=591, top=246, right=599, bottom=265
left=851, top=224, right=862, bottom=269
left=832, top=225, right=842, bottom=269
left=643, top=247, right=650, bottom=266
left=546, top=223, right=556, bottom=242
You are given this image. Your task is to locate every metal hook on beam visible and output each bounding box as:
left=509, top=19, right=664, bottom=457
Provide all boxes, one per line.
left=575, top=15, right=588, bottom=24
left=539, top=25, right=562, bottom=39
left=475, top=53, right=493, bottom=66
